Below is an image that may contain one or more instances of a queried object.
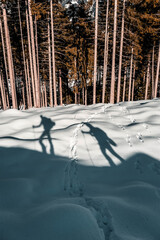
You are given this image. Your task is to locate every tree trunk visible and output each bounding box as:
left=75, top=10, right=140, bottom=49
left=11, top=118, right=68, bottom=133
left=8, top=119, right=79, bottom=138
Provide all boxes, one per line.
left=93, top=0, right=98, bottom=104
left=131, top=63, right=135, bottom=101
left=0, top=18, right=9, bottom=105
left=154, top=42, right=160, bottom=98
left=152, top=44, right=155, bottom=98
left=21, top=81, right=26, bottom=110
left=18, top=0, right=30, bottom=108
left=28, top=0, right=40, bottom=107
left=48, top=21, right=53, bottom=107
left=44, top=80, right=47, bottom=107
left=0, top=71, right=7, bottom=110
left=122, top=67, right=127, bottom=102
left=102, top=0, right=109, bottom=103
left=128, top=47, right=133, bottom=101
left=35, top=17, right=40, bottom=88
left=26, top=1, right=36, bottom=107
left=2, top=3, right=17, bottom=109
left=117, top=0, right=125, bottom=103
left=59, top=69, right=63, bottom=106
left=50, top=0, right=57, bottom=106
left=85, top=87, right=87, bottom=106
left=110, top=0, right=117, bottom=104
left=26, top=58, right=32, bottom=108
left=145, top=59, right=150, bottom=100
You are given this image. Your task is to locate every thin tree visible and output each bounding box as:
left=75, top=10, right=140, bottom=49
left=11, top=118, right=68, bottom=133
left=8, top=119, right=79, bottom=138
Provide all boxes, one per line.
left=28, top=0, right=40, bottom=107
left=26, top=0, right=36, bottom=107
left=131, top=63, right=135, bottom=101
left=48, top=20, right=53, bottom=107
left=2, top=3, right=17, bottom=109
left=18, top=0, right=31, bottom=108
left=50, top=0, right=57, bottom=106
left=117, top=0, right=125, bottom=103
left=128, top=47, right=133, bottom=101
left=59, top=69, right=63, bottom=106
left=93, top=0, right=98, bottom=104
left=145, top=59, right=150, bottom=100
left=110, top=0, right=117, bottom=104
left=152, top=44, right=155, bottom=98
left=102, top=0, right=109, bottom=103
left=122, top=67, right=127, bottom=102
left=0, top=71, right=7, bottom=110
left=154, top=42, right=160, bottom=98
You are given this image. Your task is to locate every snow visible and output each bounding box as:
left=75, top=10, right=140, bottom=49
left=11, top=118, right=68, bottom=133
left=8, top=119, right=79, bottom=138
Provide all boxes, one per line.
left=0, top=99, right=160, bottom=240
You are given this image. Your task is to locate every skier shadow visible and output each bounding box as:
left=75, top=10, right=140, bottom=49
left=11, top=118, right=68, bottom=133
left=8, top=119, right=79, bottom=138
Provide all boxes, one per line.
left=33, top=115, right=55, bottom=155
left=82, top=122, right=124, bottom=166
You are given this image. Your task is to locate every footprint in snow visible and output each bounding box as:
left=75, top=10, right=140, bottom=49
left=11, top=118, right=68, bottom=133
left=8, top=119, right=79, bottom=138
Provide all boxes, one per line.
left=136, top=132, right=144, bottom=143
left=126, top=134, right=132, bottom=147
left=150, top=162, right=160, bottom=175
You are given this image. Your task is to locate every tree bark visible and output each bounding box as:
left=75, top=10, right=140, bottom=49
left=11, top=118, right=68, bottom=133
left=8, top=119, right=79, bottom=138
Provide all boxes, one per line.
left=117, top=0, right=125, bottom=103
left=102, top=0, right=109, bottom=103
left=50, top=0, right=57, bottom=106
left=2, top=3, right=17, bottom=109
left=110, top=0, right=117, bottom=104
left=128, top=47, right=133, bottom=101
left=154, top=42, right=160, bottom=98
left=131, top=63, right=135, bottom=101
left=26, top=58, right=32, bottom=108
left=152, top=44, right=155, bottom=98
left=122, top=67, right=127, bottom=102
left=93, top=0, right=98, bottom=104
left=28, top=0, right=40, bottom=107
left=48, top=20, right=53, bottom=107
left=18, top=0, right=30, bottom=108
left=26, top=1, right=36, bottom=107
left=0, top=71, right=7, bottom=110
left=145, top=59, right=150, bottom=100
left=59, top=69, right=63, bottom=106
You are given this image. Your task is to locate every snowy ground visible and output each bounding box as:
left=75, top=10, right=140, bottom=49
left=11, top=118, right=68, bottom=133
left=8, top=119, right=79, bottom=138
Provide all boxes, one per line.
left=0, top=99, right=160, bottom=240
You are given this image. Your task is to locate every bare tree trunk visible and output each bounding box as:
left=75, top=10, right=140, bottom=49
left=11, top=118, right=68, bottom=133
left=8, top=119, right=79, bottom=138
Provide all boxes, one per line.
left=131, top=63, right=135, bottom=101
left=152, top=44, right=155, bottom=98
left=18, top=0, right=30, bottom=108
left=28, top=0, right=40, bottom=107
left=82, top=87, right=85, bottom=105
left=122, top=67, right=127, bottom=102
left=85, top=87, right=87, bottom=106
left=48, top=21, right=53, bottom=107
left=117, top=0, right=125, bottom=103
left=2, top=4, right=17, bottom=109
left=102, top=0, right=109, bottom=103
left=35, top=17, right=40, bottom=87
left=59, top=69, right=63, bottom=106
left=26, top=1, right=36, bottom=107
left=93, top=0, right=98, bottom=104
left=21, top=81, right=26, bottom=110
left=44, top=80, right=47, bottom=107
left=128, top=47, right=133, bottom=101
left=110, top=0, right=117, bottom=104
left=154, top=42, right=160, bottom=98
left=0, top=71, right=7, bottom=110
left=0, top=18, right=9, bottom=105
left=145, top=59, right=150, bottom=100
left=50, top=0, right=57, bottom=106
left=26, top=58, right=32, bottom=108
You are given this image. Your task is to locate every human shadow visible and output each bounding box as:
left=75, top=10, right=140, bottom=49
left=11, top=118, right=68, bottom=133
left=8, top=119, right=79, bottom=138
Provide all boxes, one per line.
left=33, top=115, right=55, bottom=155
left=82, top=122, right=123, bottom=166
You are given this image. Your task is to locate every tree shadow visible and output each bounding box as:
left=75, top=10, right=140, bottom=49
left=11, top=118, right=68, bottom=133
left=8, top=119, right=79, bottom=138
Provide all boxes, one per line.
left=33, top=115, right=55, bottom=155
left=82, top=122, right=123, bottom=166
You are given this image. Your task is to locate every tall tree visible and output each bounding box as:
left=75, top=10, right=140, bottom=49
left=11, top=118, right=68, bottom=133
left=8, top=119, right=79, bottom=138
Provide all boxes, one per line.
left=93, top=0, right=98, bottom=104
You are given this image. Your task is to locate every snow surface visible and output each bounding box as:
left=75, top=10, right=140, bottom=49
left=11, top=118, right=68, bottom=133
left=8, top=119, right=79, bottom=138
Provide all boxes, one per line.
left=0, top=99, right=160, bottom=240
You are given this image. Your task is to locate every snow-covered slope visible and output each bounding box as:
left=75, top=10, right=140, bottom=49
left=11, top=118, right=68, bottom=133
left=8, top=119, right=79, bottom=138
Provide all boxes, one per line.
left=0, top=99, right=160, bottom=240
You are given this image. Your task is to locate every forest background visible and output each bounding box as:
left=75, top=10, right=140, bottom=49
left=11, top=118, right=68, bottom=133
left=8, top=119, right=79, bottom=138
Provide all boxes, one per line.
left=0, top=0, right=159, bottom=110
